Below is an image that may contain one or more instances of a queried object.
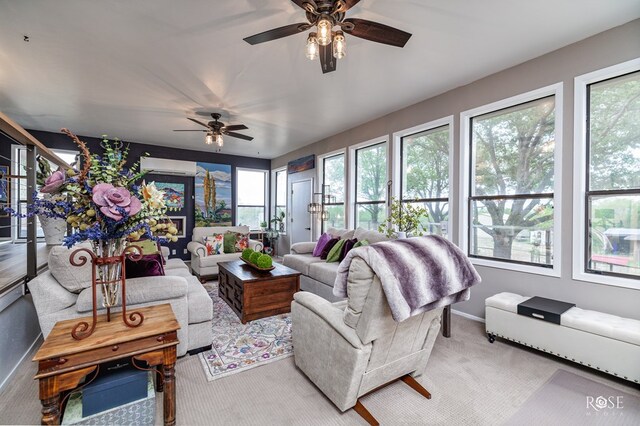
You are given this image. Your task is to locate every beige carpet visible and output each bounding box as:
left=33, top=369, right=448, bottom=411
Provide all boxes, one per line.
left=2, top=315, right=638, bottom=425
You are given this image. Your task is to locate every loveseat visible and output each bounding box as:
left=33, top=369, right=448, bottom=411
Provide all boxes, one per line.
left=283, top=227, right=390, bottom=302
left=28, top=244, right=213, bottom=357
left=187, top=225, right=262, bottom=282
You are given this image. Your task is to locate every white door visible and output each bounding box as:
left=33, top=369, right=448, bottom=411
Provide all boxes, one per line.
left=290, top=179, right=313, bottom=245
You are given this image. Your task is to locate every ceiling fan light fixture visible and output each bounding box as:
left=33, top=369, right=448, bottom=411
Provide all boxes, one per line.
left=306, top=32, right=319, bottom=60
left=205, top=132, right=214, bottom=145
left=215, top=133, right=224, bottom=147
left=332, top=31, right=346, bottom=59
left=316, top=16, right=332, bottom=46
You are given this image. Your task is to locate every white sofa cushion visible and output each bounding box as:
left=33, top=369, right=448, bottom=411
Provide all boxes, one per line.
left=284, top=254, right=324, bottom=276
left=167, top=268, right=214, bottom=324
left=562, top=308, right=640, bottom=346
left=198, top=252, right=242, bottom=267
left=75, top=275, right=188, bottom=312
left=353, top=227, right=390, bottom=244
left=308, top=262, right=340, bottom=286
left=49, top=243, right=93, bottom=293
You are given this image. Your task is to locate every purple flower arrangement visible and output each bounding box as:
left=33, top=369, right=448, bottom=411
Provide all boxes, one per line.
left=5, top=129, right=177, bottom=247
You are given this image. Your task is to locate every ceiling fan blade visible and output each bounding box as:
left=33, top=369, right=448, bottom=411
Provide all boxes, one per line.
left=342, top=18, right=411, bottom=48
left=173, top=130, right=207, bottom=132
left=222, top=124, right=248, bottom=132
left=319, top=42, right=337, bottom=74
left=187, top=117, right=211, bottom=128
left=222, top=131, right=254, bottom=141
left=244, top=23, right=309, bottom=45
left=341, top=0, right=361, bottom=11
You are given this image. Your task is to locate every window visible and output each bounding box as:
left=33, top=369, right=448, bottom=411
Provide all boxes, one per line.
left=13, top=146, right=76, bottom=240
left=354, top=142, right=387, bottom=230
left=236, top=169, right=267, bottom=229
left=461, top=84, right=562, bottom=274
left=321, top=153, right=345, bottom=230
left=399, top=123, right=450, bottom=237
left=274, top=168, right=287, bottom=232
left=580, top=67, right=640, bottom=282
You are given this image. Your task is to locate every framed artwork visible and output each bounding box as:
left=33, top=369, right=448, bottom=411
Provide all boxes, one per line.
left=167, top=216, right=186, bottom=238
left=156, top=182, right=185, bottom=210
left=287, top=154, right=315, bottom=174
left=195, top=162, right=232, bottom=227
left=0, top=165, right=9, bottom=217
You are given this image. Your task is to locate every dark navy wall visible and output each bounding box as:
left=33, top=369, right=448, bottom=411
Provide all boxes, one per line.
left=27, top=129, right=270, bottom=260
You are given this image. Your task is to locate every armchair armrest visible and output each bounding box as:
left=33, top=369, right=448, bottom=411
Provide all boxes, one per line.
left=187, top=241, right=207, bottom=257
left=291, top=241, right=316, bottom=254
left=249, top=239, right=263, bottom=251
left=293, top=292, right=362, bottom=349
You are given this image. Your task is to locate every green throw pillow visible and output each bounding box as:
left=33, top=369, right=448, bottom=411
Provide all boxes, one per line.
left=223, top=232, right=236, bottom=254
left=133, top=239, right=159, bottom=254
left=326, top=239, right=346, bottom=263
left=353, top=239, right=369, bottom=248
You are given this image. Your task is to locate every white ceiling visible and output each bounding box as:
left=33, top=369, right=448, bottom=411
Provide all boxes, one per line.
left=1, top=0, right=639, bottom=159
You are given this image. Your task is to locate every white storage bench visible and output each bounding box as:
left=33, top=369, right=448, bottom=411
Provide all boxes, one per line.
left=485, top=292, right=640, bottom=384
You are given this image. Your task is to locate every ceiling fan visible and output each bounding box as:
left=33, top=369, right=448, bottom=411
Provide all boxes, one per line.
left=243, top=0, right=411, bottom=73
left=173, top=113, right=253, bottom=148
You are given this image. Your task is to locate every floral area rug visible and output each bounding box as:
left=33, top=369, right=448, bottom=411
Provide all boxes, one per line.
left=198, top=281, right=293, bottom=381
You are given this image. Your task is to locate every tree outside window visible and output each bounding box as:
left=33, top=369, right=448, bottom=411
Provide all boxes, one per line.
left=237, top=169, right=267, bottom=229
left=469, top=96, right=556, bottom=265
left=355, top=143, right=387, bottom=230
left=401, top=125, right=449, bottom=237
left=322, top=154, right=345, bottom=230
left=586, top=70, right=640, bottom=278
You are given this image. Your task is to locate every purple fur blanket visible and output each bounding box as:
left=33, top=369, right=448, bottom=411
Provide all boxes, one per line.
left=333, top=235, right=481, bottom=322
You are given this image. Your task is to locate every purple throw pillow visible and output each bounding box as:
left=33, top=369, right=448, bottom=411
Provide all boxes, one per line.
left=313, top=233, right=332, bottom=257
left=125, top=253, right=166, bottom=278
left=338, top=238, right=358, bottom=262
left=320, top=238, right=339, bottom=260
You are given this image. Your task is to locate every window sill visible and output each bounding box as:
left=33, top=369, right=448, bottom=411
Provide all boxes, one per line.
left=470, top=257, right=561, bottom=278
left=572, top=270, right=640, bottom=291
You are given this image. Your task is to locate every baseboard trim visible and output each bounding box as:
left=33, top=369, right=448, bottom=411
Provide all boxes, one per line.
left=0, top=332, right=41, bottom=392
left=451, top=309, right=485, bottom=323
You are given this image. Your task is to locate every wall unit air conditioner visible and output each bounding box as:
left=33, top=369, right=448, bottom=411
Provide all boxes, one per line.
left=140, top=157, right=197, bottom=176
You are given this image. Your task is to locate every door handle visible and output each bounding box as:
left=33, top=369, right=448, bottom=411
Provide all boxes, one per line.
left=305, top=227, right=311, bottom=230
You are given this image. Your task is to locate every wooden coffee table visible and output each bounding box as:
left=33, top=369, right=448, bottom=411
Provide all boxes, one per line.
left=218, top=260, right=301, bottom=324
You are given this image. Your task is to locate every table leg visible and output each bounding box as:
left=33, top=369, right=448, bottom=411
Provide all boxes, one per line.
left=163, top=346, right=177, bottom=426
left=40, top=394, right=61, bottom=425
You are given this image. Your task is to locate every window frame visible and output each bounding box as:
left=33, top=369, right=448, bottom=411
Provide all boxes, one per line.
left=349, top=137, right=389, bottom=231
left=459, top=83, right=563, bottom=277
left=271, top=166, right=287, bottom=234
left=235, top=167, right=269, bottom=229
left=393, top=116, right=454, bottom=239
left=573, top=58, right=640, bottom=290
left=317, top=148, right=346, bottom=235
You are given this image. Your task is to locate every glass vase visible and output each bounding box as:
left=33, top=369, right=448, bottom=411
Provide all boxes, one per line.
left=92, top=238, right=127, bottom=311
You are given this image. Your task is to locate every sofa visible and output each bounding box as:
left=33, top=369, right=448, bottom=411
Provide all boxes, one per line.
left=187, top=225, right=262, bottom=282
left=283, top=227, right=390, bottom=302
left=292, top=256, right=443, bottom=423
left=28, top=244, right=213, bottom=357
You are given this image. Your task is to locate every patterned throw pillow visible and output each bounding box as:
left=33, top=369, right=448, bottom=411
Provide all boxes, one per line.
left=326, top=239, right=347, bottom=263
left=234, top=233, right=249, bottom=252
left=204, top=234, right=224, bottom=256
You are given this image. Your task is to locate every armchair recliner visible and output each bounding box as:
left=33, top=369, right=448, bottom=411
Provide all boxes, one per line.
left=291, top=256, right=443, bottom=425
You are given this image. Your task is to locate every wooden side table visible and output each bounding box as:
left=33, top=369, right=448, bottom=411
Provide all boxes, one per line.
left=33, top=304, right=180, bottom=426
